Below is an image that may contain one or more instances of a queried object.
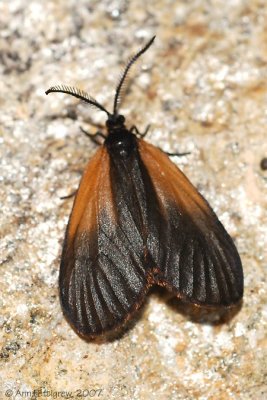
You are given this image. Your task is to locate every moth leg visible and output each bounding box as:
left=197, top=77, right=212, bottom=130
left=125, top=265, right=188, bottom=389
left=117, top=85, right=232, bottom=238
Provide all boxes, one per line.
left=131, top=124, right=190, bottom=157
left=130, top=124, right=151, bottom=138
left=165, top=150, right=191, bottom=157
left=80, top=126, right=106, bottom=145
left=60, top=190, right=77, bottom=200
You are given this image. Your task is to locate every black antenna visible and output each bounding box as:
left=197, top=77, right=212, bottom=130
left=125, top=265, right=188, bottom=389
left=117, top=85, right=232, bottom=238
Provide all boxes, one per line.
left=45, top=85, right=110, bottom=116
left=113, top=36, right=156, bottom=115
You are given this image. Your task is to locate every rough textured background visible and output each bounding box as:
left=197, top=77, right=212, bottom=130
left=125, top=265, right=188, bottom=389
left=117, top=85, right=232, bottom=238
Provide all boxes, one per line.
left=0, top=1, right=266, bottom=399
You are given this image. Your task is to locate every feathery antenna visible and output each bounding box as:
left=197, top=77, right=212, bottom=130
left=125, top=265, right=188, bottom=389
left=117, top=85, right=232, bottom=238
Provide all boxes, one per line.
left=45, top=85, right=110, bottom=116
left=113, top=36, right=156, bottom=115
left=46, top=36, right=155, bottom=119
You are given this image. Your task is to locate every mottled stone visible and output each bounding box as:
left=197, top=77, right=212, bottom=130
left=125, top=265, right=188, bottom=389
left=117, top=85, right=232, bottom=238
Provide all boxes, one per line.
left=0, top=1, right=266, bottom=399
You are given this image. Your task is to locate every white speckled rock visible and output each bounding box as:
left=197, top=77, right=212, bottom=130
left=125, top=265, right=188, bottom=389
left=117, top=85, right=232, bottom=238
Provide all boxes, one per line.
left=0, top=1, right=266, bottom=399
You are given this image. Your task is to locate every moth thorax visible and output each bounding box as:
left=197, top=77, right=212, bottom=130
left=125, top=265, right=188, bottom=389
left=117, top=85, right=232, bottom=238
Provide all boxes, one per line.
left=105, top=130, right=137, bottom=159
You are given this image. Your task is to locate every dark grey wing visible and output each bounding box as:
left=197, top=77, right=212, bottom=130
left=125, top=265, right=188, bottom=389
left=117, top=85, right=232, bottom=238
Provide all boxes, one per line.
left=139, top=140, right=243, bottom=307
left=59, top=146, right=151, bottom=338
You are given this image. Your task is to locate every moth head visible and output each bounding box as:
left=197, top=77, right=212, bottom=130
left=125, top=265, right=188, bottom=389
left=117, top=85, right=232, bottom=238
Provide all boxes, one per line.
left=106, top=114, right=125, bottom=131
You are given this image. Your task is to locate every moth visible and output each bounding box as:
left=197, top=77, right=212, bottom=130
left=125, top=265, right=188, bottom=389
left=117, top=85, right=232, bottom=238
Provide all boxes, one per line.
left=46, top=36, right=243, bottom=339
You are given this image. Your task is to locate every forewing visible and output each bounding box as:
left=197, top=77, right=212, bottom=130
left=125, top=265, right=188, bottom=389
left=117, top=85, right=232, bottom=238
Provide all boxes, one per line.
left=138, top=140, right=243, bottom=307
left=60, top=146, right=148, bottom=338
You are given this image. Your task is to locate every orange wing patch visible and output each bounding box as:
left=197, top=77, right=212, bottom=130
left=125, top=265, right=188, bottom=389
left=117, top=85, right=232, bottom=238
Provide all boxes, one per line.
left=67, top=146, right=113, bottom=241
left=138, top=140, right=213, bottom=225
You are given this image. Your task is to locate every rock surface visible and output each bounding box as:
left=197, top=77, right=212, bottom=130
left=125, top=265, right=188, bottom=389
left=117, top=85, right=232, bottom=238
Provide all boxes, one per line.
left=0, top=1, right=266, bottom=399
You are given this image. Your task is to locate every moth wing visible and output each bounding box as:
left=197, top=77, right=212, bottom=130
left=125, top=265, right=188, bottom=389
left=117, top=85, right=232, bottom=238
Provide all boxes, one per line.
left=139, top=140, right=243, bottom=307
left=60, top=146, right=148, bottom=338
